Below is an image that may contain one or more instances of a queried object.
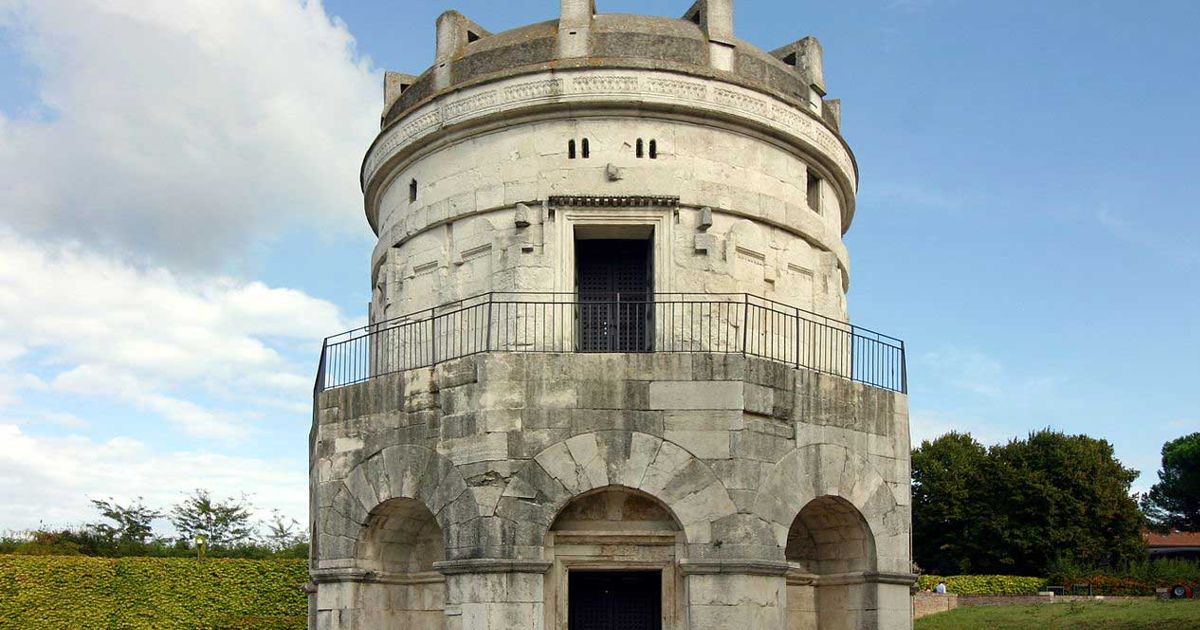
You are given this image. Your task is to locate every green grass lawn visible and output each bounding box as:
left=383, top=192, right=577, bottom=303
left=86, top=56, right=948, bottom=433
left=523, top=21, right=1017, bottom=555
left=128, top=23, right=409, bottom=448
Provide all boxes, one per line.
left=915, top=599, right=1200, bottom=630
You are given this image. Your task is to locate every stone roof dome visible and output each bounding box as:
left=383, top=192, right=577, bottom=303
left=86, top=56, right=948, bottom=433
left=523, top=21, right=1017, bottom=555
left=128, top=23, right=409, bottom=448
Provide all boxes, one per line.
left=382, top=4, right=839, bottom=136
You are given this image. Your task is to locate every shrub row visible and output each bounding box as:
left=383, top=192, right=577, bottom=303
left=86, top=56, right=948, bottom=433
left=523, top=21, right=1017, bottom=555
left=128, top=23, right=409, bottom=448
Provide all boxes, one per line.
left=1048, top=559, right=1200, bottom=596
left=917, top=574, right=1048, bottom=595
left=0, top=556, right=308, bottom=629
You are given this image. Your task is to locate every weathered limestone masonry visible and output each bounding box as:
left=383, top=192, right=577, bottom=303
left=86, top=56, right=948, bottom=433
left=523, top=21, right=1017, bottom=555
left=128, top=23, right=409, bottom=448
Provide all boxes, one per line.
left=310, top=1, right=913, bottom=629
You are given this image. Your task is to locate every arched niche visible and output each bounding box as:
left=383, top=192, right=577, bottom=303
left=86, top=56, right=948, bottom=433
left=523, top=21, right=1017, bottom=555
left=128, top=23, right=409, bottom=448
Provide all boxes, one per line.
left=356, top=497, right=446, bottom=628
left=551, top=486, right=682, bottom=534
left=784, top=495, right=876, bottom=630
left=360, top=497, right=445, bottom=574
left=786, top=495, right=875, bottom=574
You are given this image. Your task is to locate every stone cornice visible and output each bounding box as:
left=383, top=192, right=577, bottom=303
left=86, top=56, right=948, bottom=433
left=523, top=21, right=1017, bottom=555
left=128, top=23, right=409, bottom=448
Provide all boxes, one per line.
left=432, top=558, right=553, bottom=575
left=310, top=567, right=368, bottom=584
left=790, top=570, right=919, bottom=587
left=310, top=567, right=447, bottom=585
left=678, top=558, right=791, bottom=576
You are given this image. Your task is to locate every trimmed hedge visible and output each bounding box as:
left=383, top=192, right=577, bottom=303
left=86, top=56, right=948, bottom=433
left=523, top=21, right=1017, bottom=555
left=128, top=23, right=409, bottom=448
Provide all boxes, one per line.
left=0, top=556, right=308, bottom=629
left=917, top=574, right=1047, bottom=595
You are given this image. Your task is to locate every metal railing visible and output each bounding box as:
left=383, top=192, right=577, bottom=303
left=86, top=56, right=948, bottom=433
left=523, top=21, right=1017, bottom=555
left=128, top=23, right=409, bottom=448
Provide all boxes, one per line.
left=314, top=292, right=906, bottom=394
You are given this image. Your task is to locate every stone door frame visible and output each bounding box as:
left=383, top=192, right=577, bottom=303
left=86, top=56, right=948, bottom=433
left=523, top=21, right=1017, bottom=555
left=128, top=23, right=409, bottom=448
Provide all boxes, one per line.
left=552, top=208, right=675, bottom=296
left=544, top=530, right=686, bottom=630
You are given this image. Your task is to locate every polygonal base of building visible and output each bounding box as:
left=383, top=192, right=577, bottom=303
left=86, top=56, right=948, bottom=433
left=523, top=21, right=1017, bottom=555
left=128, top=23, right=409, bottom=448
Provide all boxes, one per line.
left=310, top=352, right=913, bottom=629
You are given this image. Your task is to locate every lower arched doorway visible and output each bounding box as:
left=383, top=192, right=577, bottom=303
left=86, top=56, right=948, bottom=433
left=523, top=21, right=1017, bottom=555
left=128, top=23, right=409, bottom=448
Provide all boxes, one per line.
left=784, top=495, right=877, bottom=630
left=545, top=486, right=684, bottom=630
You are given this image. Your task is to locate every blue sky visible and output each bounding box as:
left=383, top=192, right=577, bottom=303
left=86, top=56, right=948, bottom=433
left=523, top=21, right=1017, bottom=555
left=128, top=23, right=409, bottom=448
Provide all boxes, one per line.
left=0, top=0, right=1196, bottom=531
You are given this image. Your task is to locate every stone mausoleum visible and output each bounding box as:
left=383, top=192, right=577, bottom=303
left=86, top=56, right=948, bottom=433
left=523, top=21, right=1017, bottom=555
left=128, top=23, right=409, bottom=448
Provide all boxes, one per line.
left=308, top=1, right=913, bottom=628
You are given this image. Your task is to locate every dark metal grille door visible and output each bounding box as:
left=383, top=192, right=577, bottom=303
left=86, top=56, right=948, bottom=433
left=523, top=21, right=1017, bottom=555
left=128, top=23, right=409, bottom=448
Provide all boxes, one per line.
left=569, top=571, right=661, bottom=630
left=577, top=239, right=652, bottom=352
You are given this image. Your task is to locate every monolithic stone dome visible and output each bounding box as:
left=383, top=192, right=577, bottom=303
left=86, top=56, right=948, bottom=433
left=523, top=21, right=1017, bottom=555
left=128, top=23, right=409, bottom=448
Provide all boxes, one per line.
left=383, top=13, right=839, bottom=131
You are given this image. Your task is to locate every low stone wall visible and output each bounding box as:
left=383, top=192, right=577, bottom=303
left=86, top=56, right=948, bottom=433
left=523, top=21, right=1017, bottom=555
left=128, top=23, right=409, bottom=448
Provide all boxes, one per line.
left=914, top=592, right=1156, bottom=619
left=912, top=593, right=955, bottom=619
left=961, top=594, right=1152, bottom=606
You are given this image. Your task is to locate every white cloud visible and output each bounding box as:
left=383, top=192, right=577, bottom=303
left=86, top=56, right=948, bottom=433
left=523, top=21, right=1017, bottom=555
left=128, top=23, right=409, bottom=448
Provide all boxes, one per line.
left=860, top=181, right=967, bottom=215
left=0, top=423, right=305, bottom=531
left=909, top=408, right=1008, bottom=447
left=1097, top=208, right=1198, bottom=267
left=0, top=370, right=46, bottom=406
left=920, top=347, right=1004, bottom=397
left=0, top=0, right=379, bottom=269
left=909, top=408, right=959, bottom=447
left=0, top=0, right=376, bottom=530
left=0, top=231, right=349, bottom=439
left=1167, top=418, right=1199, bottom=431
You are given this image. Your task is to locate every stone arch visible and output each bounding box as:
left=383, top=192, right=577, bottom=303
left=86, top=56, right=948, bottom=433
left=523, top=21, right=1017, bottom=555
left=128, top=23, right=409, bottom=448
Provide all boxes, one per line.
left=339, top=443, right=479, bottom=557
left=752, top=443, right=898, bottom=549
left=784, top=495, right=880, bottom=630
left=753, top=442, right=913, bottom=585
left=785, top=495, right=876, bottom=575
left=497, top=430, right=737, bottom=546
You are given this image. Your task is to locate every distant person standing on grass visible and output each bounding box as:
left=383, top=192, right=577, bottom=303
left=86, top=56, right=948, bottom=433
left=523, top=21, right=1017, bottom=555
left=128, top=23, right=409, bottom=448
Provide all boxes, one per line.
left=935, top=581, right=947, bottom=594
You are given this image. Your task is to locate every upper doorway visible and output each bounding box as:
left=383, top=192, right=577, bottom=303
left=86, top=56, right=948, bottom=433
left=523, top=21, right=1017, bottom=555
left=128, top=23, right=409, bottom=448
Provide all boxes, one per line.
left=575, top=237, right=653, bottom=352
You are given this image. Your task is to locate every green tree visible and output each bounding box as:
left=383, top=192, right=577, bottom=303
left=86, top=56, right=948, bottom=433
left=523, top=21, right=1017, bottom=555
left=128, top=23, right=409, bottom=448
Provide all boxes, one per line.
left=1141, top=432, right=1200, bottom=531
left=990, top=430, right=1144, bottom=572
left=911, top=432, right=990, bottom=574
left=170, top=489, right=256, bottom=549
left=261, top=510, right=306, bottom=552
left=89, top=496, right=162, bottom=546
left=11, top=530, right=83, bottom=556
left=912, top=429, right=1145, bottom=576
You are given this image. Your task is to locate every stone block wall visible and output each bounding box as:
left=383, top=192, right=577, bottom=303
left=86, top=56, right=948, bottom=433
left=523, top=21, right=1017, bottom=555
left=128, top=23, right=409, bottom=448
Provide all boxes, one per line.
left=310, top=352, right=912, bottom=629
left=367, top=109, right=851, bottom=328
left=364, top=62, right=862, bottom=329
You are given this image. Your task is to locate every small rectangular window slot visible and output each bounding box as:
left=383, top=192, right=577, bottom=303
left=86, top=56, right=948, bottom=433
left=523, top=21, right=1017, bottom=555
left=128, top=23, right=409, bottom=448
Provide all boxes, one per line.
left=806, top=171, right=822, bottom=213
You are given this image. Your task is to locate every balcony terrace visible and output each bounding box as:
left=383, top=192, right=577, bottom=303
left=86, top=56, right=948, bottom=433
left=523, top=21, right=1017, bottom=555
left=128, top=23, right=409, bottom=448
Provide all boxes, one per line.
left=314, top=292, right=906, bottom=395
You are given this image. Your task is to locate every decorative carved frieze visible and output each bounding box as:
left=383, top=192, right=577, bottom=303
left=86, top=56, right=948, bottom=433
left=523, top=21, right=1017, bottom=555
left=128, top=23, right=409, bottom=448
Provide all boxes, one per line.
left=548, top=194, right=680, bottom=207
left=364, top=69, right=856, bottom=193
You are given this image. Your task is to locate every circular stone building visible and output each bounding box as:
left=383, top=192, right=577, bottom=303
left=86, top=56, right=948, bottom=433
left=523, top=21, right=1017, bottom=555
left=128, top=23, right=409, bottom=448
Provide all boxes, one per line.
left=309, top=2, right=914, bottom=629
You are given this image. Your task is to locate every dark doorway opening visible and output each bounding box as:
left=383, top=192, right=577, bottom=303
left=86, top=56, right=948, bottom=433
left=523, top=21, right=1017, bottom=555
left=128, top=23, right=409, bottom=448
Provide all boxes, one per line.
left=569, top=570, right=662, bottom=630
left=575, top=238, right=653, bottom=352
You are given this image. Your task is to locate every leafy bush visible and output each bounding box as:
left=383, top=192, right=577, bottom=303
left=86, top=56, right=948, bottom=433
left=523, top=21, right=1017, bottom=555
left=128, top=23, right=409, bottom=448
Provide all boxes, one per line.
left=0, top=556, right=308, bottom=629
left=0, top=529, right=307, bottom=559
left=1048, top=558, right=1200, bottom=595
left=917, top=574, right=1048, bottom=595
